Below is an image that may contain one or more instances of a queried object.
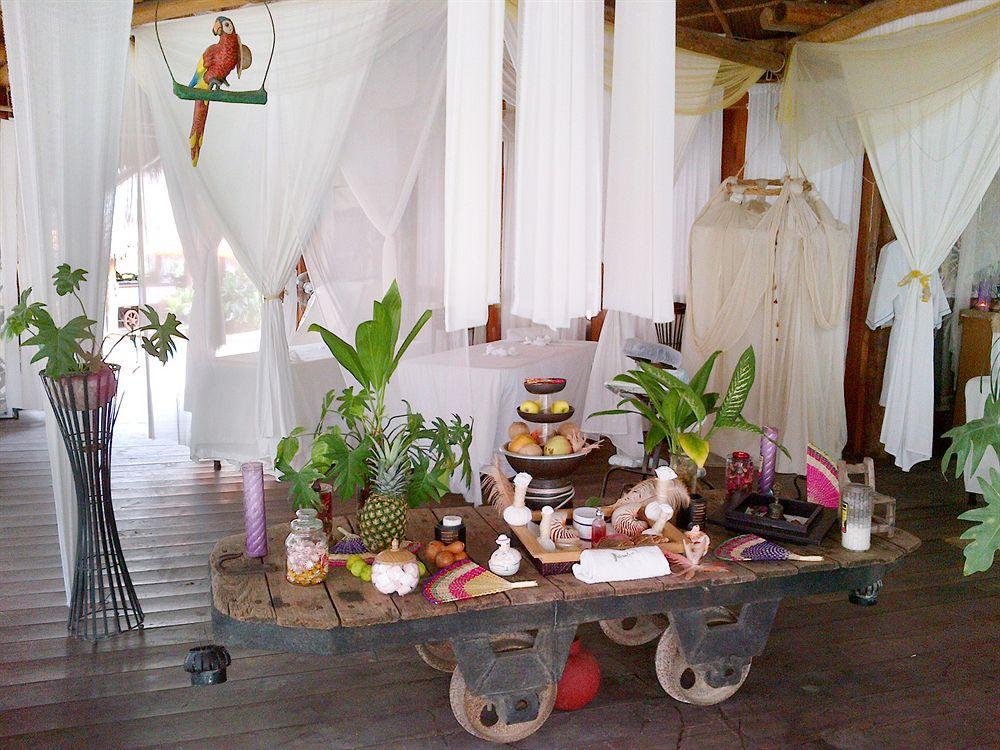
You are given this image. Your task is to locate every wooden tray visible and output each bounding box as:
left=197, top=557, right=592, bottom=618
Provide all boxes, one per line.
left=507, top=507, right=682, bottom=576
left=720, top=493, right=837, bottom=546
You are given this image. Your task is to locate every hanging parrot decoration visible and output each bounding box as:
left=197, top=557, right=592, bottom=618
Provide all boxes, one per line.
left=188, top=16, right=253, bottom=166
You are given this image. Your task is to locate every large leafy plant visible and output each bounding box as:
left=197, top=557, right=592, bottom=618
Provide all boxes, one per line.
left=275, top=281, right=473, bottom=510
left=942, top=357, right=1000, bottom=575
left=2, top=265, right=186, bottom=379
left=591, top=346, right=786, bottom=468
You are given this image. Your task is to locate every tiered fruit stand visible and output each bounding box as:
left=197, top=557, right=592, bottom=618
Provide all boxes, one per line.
left=501, top=378, right=587, bottom=509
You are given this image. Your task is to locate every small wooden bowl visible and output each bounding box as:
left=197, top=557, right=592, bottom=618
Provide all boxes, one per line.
left=523, top=377, right=566, bottom=395
left=517, top=406, right=574, bottom=424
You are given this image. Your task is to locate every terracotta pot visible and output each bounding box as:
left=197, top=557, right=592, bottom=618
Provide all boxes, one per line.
left=555, top=640, right=601, bottom=711
left=59, top=365, right=118, bottom=411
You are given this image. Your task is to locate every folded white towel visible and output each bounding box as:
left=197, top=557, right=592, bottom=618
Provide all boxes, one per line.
left=571, top=546, right=670, bottom=584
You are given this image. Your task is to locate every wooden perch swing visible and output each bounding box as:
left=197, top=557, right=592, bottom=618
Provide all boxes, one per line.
left=726, top=178, right=813, bottom=197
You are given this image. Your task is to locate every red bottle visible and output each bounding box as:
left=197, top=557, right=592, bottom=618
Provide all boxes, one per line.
left=590, top=510, right=607, bottom=547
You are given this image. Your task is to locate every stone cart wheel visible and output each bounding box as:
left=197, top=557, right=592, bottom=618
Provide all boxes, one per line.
left=655, top=607, right=751, bottom=705
left=449, top=635, right=555, bottom=743
left=599, top=614, right=668, bottom=646
left=415, top=642, right=457, bottom=673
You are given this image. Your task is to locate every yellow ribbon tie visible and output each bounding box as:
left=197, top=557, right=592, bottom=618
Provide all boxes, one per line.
left=898, top=269, right=932, bottom=303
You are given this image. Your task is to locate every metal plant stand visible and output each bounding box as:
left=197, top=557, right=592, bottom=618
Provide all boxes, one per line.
left=41, top=366, right=144, bottom=640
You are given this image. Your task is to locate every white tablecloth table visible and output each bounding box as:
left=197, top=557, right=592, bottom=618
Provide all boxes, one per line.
left=395, top=339, right=598, bottom=503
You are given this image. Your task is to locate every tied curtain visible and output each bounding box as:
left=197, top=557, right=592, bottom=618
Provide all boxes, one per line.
left=133, top=0, right=446, bottom=460
left=443, top=0, right=503, bottom=332
left=2, top=0, right=133, bottom=600
left=780, top=0, right=1000, bottom=469
left=509, top=0, right=604, bottom=330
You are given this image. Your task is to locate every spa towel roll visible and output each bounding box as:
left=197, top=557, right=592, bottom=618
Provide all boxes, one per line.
left=572, top=546, right=671, bottom=584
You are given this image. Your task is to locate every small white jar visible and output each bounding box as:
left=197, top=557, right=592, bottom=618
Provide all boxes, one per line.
left=488, top=535, right=522, bottom=577
left=572, top=507, right=598, bottom=540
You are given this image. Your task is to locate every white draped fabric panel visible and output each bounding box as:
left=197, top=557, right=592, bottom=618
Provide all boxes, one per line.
left=2, top=0, right=133, bottom=600
left=583, top=111, right=722, bottom=458
left=509, top=0, right=603, bottom=329
left=952, top=173, right=1000, bottom=363
left=443, top=0, right=503, bottom=332
left=781, top=1, right=1000, bottom=469
left=684, top=185, right=852, bottom=472
left=602, top=0, right=676, bottom=322
left=134, top=0, right=446, bottom=460
left=0, top=120, right=30, bottom=412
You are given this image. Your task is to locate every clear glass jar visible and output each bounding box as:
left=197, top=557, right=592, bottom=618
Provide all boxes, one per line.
left=670, top=453, right=702, bottom=495
left=285, top=508, right=329, bottom=585
left=840, top=483, right=873, bottom=552
left=725, top=451, right=757, bottom=498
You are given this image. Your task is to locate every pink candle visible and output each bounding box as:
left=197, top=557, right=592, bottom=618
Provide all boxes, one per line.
left=757, top=426, right=779, bottom=496
left=242, top=461, right=268, bottom=559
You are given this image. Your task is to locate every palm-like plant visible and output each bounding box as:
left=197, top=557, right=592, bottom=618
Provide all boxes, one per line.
left=591, top=346, right=786, bottom=468
left=275, top=281, right=473, bottom=510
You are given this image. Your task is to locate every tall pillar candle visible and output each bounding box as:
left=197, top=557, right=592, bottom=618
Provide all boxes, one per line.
left=757, top=427, right=779, bottom=496
left=242, top=461, right=268, bottom=559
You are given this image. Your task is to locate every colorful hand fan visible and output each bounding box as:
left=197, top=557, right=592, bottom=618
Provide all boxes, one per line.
left=423, top=559, right=537, bottom=604
left=715, top=534, right=823, bottom=562
left=806, top=444, right=841, bottom=508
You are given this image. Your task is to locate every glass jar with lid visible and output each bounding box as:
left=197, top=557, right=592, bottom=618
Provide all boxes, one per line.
left=285, top=508, right=329, bottom=585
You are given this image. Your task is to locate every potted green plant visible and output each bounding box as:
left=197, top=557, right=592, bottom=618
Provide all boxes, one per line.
left=942, top=354, right=1000, bottom=576
left=275, top=281, right=473, bottom=552
left=591, top=346, right=785, bottom=492
left=2, top=264, right=187, bottom=408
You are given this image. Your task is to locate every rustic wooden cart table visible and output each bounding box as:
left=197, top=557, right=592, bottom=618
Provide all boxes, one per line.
left=209, top=498, right=919, bottom=743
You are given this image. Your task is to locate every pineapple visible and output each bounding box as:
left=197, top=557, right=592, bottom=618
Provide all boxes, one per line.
left=358, top=436, right=410, bottom=553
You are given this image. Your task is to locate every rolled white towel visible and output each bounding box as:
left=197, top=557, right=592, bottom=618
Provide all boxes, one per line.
left=571, top=546, right=670, bottom=584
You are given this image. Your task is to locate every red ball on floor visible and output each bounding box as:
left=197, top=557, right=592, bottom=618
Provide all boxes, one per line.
left=555, top=639, right=601, bottom=711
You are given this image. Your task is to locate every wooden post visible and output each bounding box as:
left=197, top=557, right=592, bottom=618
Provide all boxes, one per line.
left=588, top=310, right=607, bottom=342
left=721, top=94, right=749, bottom=181
left=843, top=155, right=894, bottom=459
left=486, top=304, right=502, bottom=343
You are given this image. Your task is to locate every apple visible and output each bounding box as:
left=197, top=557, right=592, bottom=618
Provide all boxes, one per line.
left=508, top=434, right=536, bottom=453
left=515, top=443, right=543, bottom=456
left=508, top=421, right=530, bottom=440
left=550, top=400, right=571, bottom=414
left=519, top=400, right=541, bottom=414
left=543, top=435, right=572, bottom=456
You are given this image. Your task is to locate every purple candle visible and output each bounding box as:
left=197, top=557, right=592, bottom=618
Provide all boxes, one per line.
left=757, top=426, right=779, bottom=496
left=242, top=461, right=268, bottom=559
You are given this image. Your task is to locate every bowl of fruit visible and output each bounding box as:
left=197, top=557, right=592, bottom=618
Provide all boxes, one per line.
left=516, top=398, right=575, bottom=423
left=501, top=421, right=591, bottom=478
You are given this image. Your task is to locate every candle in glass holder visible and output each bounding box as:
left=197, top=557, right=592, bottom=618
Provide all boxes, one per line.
left=242, top=461, right=268, bottom=559
left=758, top=427, right=779, bottom=496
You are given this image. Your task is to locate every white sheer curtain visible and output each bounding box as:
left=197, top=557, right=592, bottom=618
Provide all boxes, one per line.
left=602, top=0, right=676, bottom=322
left=583, top=112, right=722, bottom=457
left=509, top=0, right=603, bottom=329
left=0, top=119, right=30, bottom=412
left=3, top=0, right=133, bottom=600
left=443, top=0, right=503, bottom=332
left=781, top=1, right=1000, bottom=469
left=134, top=0, right=445, bottom=460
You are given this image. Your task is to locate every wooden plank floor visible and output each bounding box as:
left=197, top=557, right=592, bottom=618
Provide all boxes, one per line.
left=1, top=411, right=997, bottom=749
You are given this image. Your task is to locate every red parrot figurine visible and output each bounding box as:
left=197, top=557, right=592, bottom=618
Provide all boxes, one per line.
left=188, top=16, right=251, bottom=167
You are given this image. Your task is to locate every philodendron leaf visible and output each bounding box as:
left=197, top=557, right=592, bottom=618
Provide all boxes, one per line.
left=22, top=310, right=95, bottom=379
left=138, top=306, right=187, bottom=364
left=2, top=288, right=46, bottom=339
left=677, top=432, right=710, bottom=468
left=51, top=265, right=88, bottom=297
left=941, top=396, right=1000, bottom=479
left=715, top=346, right=756, bottom=428
left=957, top=468, right=1000, bottom=575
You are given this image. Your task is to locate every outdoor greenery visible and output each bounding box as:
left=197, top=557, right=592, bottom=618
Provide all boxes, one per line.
left=591, top=346, right=786, bottom=468
left=942, top=355, right=1000, bottom=575
left=275, top=281, right=473, bottom=510
left=2, top=265, right=186, bottom=379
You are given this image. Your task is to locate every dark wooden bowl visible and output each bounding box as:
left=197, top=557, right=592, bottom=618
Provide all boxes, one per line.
left=517, top=406, right=574, bottom=424
left=523, top=377, right=566, bottom=395
left=501, top=447, right=588, bottom=479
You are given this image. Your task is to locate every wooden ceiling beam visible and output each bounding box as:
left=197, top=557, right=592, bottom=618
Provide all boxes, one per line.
left=132, top=0, right=265, bottom=28
left=677, top=25, right=785, bottom=70
left=706, top=0, right=734, bottom=36
left=796, top=0, right=973, bottom=42
left=761, top=2, right=855, bottom=33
